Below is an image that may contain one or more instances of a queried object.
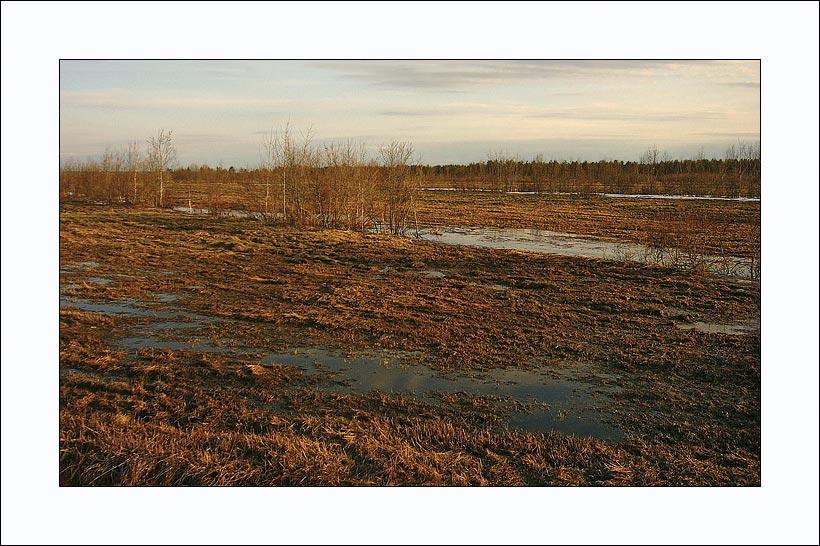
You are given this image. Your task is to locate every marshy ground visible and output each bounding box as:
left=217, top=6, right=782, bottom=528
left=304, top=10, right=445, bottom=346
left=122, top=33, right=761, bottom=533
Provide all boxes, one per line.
left=59, top=194, right=760, bottom=486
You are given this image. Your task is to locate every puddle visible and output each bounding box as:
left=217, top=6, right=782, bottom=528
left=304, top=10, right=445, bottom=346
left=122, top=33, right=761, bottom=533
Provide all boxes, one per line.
left=417, top=226, right=754, bottom=278
left=59, top=279, right=622, bottom=441
left=419, top=226, right=647, bottom=260
left=60, top=296, right=212, bottom=326
left=675, top=320, right=758, bottom=335
left=60, top=261, right=101, bottom=273
left=378, top=266, right=445, bottom=278
left=173, top=206, right=275, bottom=221
left=262, top=348, right=623, bottom=441
left=175, top=205, right=754, bottom=278
left=421, top=187, right=494, bottom=193
left=147, top=321, right=203, bottom=331
left=466, top=281, right=508, bottom=292
left=61, top=292, right=227, bottom=353
left=154, top=293, right=178, bottom=303
left=60, top=296, right=176, bottom=319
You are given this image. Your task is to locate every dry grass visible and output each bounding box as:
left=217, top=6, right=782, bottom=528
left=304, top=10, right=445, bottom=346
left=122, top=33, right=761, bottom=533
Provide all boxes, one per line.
left=414, top=191, right=761, bottom=258
left=60, top=313, right=757, bottom=486
left=59, top=201, right=760, bottom=486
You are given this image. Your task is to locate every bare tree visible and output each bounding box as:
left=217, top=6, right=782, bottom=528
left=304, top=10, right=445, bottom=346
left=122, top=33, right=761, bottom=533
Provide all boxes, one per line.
left=530, top=153, right=547, bottom=193
left=260, top=129, right=279, bottom=218
left=147, top=129, right=176, bottom=207
left=640, top=145, right=660, bottom=175
left=640, top=145, right=661, bottom=192
left=486, top=150, right=522, bottom=192
left=126, top=140, right=141, bottom=204
left=100, top=147, right=114, bottom=202
left=725, top=143, right=741, bottom=197
left=292, top=125, right=316, bottom=223
left=379, top=141, right=416, bottom=234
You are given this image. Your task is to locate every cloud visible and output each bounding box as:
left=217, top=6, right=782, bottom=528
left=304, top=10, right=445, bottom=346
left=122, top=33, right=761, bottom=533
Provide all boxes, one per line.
left=380, top=109, right=444, bottom=117
left=60, top=88, right=292, bottom=111
left=59, top=60, right=761, bottom=165
left=379, top=102, right=518, bottom=118
left=311, top=60, right=731, bottom=90
left=725, top=81, right=760, bottom=88
left=380, top=102, right=729, bottom=123
left=175, top=133, right=237, bottom=144
left=528, top=108, right=727, bottom=122
left=691, top=131, right=760, bottom=138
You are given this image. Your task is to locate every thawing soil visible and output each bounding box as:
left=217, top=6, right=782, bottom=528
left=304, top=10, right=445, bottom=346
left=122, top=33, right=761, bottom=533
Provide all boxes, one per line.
left=59, top=201, right=760, bottom=485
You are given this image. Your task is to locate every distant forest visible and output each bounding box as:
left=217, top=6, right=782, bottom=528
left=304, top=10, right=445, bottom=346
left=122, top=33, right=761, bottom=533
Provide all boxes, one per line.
left=62, top=147, right=760, bottom=198
left=61, top=129, right=761, bottom=234
left=417, top=143, right=760, bottom=197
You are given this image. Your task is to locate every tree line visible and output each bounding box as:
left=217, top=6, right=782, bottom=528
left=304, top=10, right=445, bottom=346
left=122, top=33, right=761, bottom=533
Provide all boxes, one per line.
left=60, top=130, right=761, bottom=231
left=426, top=143, right=760, bottom=197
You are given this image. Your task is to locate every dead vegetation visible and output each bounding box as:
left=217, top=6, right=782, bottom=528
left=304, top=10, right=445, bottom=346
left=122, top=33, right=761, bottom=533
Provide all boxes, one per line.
left=414, top=191, right=761, bottom=260
left=60, top=126, right=422, bottom=235
left=59, top=202, right=760, bottom=486
left=60, top=309, right=757, bottom=486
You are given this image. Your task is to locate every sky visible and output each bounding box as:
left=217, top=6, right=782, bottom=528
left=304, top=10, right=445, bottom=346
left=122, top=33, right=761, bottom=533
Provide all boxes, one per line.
left=59, top=60, right=760, bottom=166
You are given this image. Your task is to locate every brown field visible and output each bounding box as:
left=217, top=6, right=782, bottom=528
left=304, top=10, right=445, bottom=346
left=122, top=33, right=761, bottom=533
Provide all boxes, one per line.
left=415, top=191, right=760, bottom=258
left=59, top=194, right=760, bottom=486
left=151, top=179, right=760, bottom=260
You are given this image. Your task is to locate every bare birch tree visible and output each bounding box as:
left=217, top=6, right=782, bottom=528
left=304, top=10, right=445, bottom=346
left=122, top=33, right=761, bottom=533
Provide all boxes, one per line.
left=126, top=140, right=141, bottom=204
left=260, top=129, right=279, bottom=218
left=147, top=129, right=176, bottom=207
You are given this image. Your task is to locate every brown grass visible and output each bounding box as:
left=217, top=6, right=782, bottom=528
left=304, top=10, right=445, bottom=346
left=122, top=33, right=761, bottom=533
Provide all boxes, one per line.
left=415, top=191, right=760, bottom=258
left=59, top=200, right=760, bottom=486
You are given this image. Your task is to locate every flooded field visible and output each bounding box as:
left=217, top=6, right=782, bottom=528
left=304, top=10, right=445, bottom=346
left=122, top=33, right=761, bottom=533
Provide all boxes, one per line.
left=418, top=226, right=632, bottom=258
left=58, top=201, right=761, bottom=486
left=414, top=190, right=761, bottom=262
left=417, top=226, right=754, bottom=278
left=60, top=287, right=623, bottom=441
left=174, top=206, right=756, bottom=278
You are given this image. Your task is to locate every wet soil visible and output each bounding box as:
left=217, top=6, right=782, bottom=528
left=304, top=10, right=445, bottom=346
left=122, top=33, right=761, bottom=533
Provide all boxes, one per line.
left=58, top=202, right=760, bottom=485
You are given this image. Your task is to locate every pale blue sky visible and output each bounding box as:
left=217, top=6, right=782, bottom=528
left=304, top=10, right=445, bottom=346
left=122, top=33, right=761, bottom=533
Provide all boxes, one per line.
left=60, top=60, right=760, bottom=166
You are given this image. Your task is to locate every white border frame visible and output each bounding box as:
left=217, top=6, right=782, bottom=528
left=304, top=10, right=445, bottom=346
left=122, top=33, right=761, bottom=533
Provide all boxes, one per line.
left=2, top=2, right=818, bottom=545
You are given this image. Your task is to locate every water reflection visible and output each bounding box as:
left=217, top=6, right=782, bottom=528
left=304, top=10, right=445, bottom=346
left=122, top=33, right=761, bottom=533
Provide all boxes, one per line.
left=416, top=226, right=754, bottom=279
left=60, top=273, right=623, bottom=441
left=263, top=348, right=623, bottom=441
left=675, top=320, right=759, bottom=335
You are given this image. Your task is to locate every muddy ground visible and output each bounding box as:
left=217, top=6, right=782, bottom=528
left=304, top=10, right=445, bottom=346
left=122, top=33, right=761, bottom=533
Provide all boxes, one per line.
left=59, top=200, right=760, bottom=485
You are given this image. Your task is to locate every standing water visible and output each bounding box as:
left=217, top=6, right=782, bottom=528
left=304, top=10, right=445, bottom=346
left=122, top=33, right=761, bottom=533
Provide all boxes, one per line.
left=416, top=226, right=755, bottom=279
